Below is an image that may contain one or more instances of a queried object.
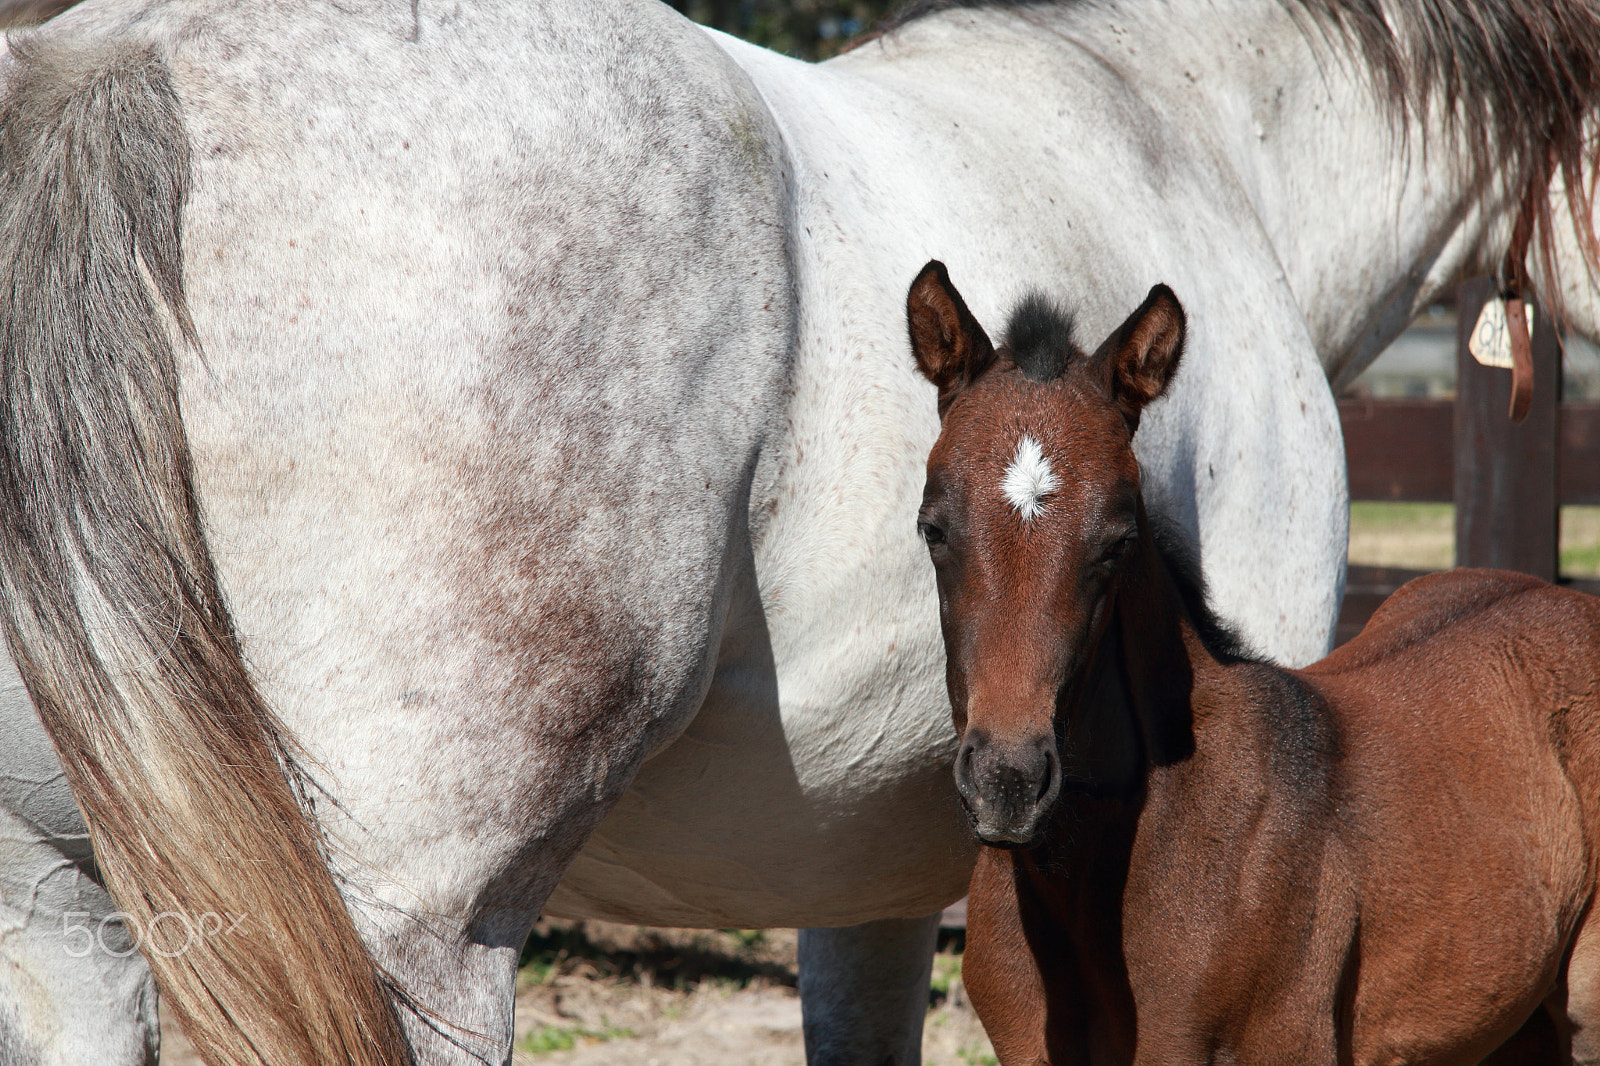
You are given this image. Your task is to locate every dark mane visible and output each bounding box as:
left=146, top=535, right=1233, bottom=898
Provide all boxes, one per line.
left=1004, top=292, right=1079, bottom=382
left=880, top=0, right=1600, bottom=294
left=1147, top=517, right=1256, bottom=665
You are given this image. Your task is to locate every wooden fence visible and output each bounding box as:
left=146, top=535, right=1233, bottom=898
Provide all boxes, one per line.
left=1336, top=278, right=1600, bottom=645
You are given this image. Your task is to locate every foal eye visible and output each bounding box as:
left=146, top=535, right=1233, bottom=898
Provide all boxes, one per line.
left=918, top=520, right=947, bottom=546
left=1099, top=533, right=1136, bottom=565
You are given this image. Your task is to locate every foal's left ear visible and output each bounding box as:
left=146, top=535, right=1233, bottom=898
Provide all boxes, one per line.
left=1092, top=284, right=1186, bottom=432
left=907, top=260, right=997, bottom=417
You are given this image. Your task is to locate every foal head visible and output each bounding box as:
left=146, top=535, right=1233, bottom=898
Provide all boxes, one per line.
left=908, top=261, right=1186, bottom=845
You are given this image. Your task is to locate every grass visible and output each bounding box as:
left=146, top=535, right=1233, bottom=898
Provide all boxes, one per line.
left=518, top=1023, right=634, bottom=1055
left=725, top=929, right=767, bottom=949
left=1562, top=508, right=1600, bottom=574
left=930, top=953, right=964, bottom=1003
left=1347, top=502, right=1600, bottom=576
left=517, top=920, right=796, bottom=992
left=1565, top=541, right=1600, bottom=573
left=1347, top=502, right=1453, bottom=570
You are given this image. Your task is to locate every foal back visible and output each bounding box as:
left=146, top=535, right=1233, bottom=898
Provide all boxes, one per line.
left=1304, top=569, right=1600, bottom=1063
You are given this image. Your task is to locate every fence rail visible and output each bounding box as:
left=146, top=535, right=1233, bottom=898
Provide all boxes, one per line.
left=1338, top=399, right=1600, bottom=506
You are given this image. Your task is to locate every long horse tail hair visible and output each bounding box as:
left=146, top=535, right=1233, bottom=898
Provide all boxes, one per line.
left=0, top=41, right=413, bottom=1066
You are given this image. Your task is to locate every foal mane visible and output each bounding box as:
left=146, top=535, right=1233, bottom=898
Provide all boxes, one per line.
left=1146, top=518, right=1257, bottom=666
left=884, top=0, right=1600, bottom=291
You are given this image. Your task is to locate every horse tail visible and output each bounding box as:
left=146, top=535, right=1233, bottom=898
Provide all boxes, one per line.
left=0, top=42, right=413, bottom=1066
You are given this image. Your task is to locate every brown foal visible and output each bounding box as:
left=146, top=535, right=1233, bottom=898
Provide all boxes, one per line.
left=907, top=259, right=1600, bottom=1065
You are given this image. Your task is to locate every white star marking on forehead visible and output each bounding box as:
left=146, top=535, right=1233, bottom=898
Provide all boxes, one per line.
left=1001, top=435, right=1059, bottom=521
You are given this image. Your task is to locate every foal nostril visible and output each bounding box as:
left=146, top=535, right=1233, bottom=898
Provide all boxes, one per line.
left=1036, top=745, right=1059, bottom=803
left=954, top=734, right=980, bottom=799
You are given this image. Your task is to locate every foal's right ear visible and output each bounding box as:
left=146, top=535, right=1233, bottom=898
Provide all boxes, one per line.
left=907, top=260, right=996, bottom=416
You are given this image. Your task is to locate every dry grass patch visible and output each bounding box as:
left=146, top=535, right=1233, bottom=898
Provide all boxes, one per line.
left=1348, top=503, right=1600, bottom=576
left=1348, top=502, right=1454, bottom=571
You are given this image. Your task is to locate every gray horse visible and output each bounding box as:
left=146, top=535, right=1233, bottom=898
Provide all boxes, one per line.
left=1, top=0, right=1598, bottom=1063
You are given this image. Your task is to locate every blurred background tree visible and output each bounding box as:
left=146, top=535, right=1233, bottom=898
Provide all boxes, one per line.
left=665, top=0, right=907, bottom=60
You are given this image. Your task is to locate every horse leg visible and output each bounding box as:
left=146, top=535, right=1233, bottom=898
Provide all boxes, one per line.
left=797, top=913, right=941, bottom=1066
left=962, top=851, right=1065, bottom=1066
left=0, top=812, right=157, bottom=1066
left=1559, top=911, right=1600, bottom=1064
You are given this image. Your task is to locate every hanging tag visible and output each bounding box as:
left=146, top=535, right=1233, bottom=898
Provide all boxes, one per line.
left=1468, top=297, right=1535, bottom=369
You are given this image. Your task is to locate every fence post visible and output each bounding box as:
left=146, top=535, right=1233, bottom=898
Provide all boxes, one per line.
left=1453, top=277, right=1561, bottom=579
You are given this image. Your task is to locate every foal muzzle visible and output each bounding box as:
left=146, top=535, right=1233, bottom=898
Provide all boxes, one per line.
left=954, top=730, right=1061, bottom=846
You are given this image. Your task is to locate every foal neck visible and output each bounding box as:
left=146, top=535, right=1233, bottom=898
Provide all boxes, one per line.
left=1060, top=512, right=1219, bottom=798
left=1060, top=503, right=1333, bottom=830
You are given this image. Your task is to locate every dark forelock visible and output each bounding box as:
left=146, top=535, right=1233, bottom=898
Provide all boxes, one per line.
left=1004, top=292, right=1079, bottom=383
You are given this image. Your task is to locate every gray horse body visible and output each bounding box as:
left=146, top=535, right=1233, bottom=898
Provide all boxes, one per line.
left=548, top=8, right=1357, bottom=929
left=0, top=0, right=1590, bottom=1063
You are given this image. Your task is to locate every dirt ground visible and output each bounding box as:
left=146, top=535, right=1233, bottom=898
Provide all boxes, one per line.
left=159, top=921, right=996, bottom=1066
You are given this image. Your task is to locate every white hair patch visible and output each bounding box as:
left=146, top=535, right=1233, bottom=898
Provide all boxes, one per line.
left=1001, top=436, right=1059, bottom=520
